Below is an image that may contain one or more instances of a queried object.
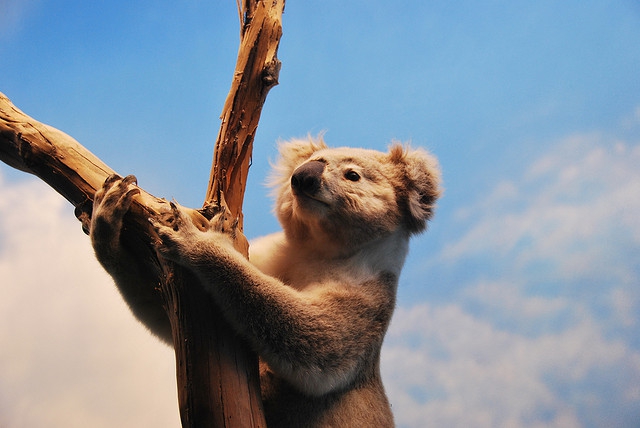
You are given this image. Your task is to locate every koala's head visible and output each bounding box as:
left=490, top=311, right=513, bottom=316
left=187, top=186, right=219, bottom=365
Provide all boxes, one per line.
left=270, top=136, right=441, bottom=248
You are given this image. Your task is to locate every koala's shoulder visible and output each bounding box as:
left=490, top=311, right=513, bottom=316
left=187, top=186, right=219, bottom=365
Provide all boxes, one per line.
left=248, top=232, right=287, bottom=277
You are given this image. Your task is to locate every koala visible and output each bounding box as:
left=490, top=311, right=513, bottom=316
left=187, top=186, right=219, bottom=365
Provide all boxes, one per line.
left=90, top=136, right=441, bottom=427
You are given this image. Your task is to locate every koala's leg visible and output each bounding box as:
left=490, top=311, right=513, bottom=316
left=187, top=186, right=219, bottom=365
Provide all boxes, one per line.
left=152, top=204, right=396, bottom=395
left=91, top=174, right=172, bottom=343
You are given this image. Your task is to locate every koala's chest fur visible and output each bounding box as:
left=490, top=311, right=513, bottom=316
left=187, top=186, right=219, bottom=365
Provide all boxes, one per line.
left=249, top=230, right=409, bottom=292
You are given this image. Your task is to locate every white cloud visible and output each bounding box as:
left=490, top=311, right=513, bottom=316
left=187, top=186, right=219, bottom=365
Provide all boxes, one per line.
left=0, top=174, right=180, bottom=428
left=383, top=133, right=640, bottom=427
left=383, top=303, right=640, bottom=428
left=442, top=133, right=640, bottom=283
left=462, top=280, right=569, bottom=319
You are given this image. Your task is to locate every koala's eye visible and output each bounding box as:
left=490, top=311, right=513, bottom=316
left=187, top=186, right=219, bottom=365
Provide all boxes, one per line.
left=344, top=170, right=361, bottom=182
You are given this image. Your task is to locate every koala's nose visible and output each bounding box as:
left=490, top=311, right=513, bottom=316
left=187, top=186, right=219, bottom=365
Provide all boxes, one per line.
left=291, top=160, right=325, bottom=195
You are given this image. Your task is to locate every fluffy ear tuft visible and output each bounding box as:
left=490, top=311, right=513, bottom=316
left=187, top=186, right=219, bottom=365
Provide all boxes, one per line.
left=268, top=135, right=327, bottom=189
left=387, top=143, right=442, bottom=234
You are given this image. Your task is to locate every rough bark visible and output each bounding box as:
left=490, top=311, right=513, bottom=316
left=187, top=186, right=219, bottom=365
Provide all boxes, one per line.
left=0, top=91, right=167, bottom=226
left=205, top=0, right=283, bottom=219
left=0, top=0, right=285, bottom=426
left=169, top=1, right=284, bottom=426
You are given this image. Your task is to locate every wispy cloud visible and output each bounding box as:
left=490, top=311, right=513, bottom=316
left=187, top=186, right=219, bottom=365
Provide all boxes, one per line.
left=442, top=133, right=640, bottom=282
left=384, top=131, right=640, bottom=427
left=383, top=303, right=639, bottom=428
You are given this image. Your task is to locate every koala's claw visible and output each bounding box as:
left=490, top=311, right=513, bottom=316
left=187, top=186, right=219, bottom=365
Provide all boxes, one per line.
left=103, top=173, right=123, bottom=187
left=121, top=174, right=138, bottom=188
left=90, top=174, right=140, bottom=260
left=207, top=206, right=240, bottom=238
left=149, top=201, right=196, bottom=263
left=94, top=174, right=139, bottom=208
left=169, top=201, right=183, bottom=231
left=150, top=201, right=240, bottom=264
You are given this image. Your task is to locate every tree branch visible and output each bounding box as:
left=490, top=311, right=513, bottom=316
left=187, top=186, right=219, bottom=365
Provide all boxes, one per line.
left=0, top=91, right=168, bottom=230
left=205, top=0, right=283, bottom=228
left=0, top=1, right=285, bottom=426
left=170, top=1, right=284, bottom=425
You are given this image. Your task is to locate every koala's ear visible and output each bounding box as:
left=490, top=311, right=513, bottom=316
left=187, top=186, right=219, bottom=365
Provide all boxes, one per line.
left=387, top=143, right=442, bottom=234
left=269, top=136, right=327, bottom=188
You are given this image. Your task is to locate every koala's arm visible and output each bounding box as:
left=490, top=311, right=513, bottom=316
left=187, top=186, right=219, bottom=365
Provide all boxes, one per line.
left=152, top=205, right=396, bottom=396
left=90, top=175, right=172, bottom=343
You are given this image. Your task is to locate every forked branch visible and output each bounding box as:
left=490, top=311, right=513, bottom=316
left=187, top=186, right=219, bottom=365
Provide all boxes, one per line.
left=0, top=0, right=285, bottom=426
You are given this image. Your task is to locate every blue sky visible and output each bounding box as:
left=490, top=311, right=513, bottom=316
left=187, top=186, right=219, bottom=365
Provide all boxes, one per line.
left=1, top=1, right=639, bottom=427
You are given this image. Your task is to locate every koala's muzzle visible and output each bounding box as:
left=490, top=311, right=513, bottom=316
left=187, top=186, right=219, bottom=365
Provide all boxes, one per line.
left=291, top=160, right=325, bottom=196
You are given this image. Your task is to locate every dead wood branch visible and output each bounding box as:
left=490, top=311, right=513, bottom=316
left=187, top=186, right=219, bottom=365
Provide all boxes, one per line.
left=205, top=0, right=283, bottom=227
left=0, top=0, right=285, bottom=426
left=0, top=92, right=169, bottom=229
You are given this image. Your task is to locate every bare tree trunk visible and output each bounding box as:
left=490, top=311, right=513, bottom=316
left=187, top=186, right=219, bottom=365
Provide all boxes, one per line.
left=0, top=0, right=285, bottom=426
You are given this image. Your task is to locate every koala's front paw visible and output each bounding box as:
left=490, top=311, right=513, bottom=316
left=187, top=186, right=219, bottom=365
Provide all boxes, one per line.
left=204, top=205, right=247, bottom=254
left=208, top=206, right=241, bottom=241
left=90, top=174, right=140, bottom=256
left=151, top=202, right=240, bottom=265
left=150, top=202, right=203, bottom=264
